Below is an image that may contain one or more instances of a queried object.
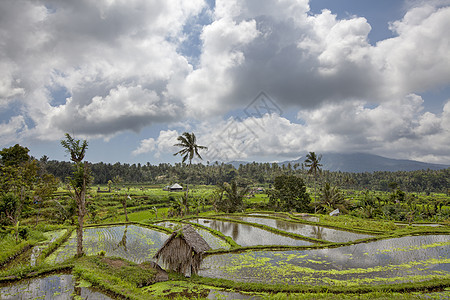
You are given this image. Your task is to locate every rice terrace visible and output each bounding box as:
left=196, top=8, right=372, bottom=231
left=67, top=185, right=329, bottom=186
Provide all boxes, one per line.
left=0, top=141, right=449, bottom=299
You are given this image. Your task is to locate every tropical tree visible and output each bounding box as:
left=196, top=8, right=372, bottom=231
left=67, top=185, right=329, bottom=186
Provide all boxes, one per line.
left=216, top=180, right=249, bottom=213
left=304, top=152, right=322, bottom=213
left=173, top=132, right=208, bottom=165
left=61, top=133, right=91, bottom=257
left=117, top=194, right=130, bottom=222
left=34, top=173, right=59, bottom=226
left=317, top=182, right=348, bottom=213
left=0, top=145, right=38, bottom=241
left=168, top=196, right=185, bottom=217
left=173, top=132, right=207, bottom=215
left=268, top=175, right=311, bottom=212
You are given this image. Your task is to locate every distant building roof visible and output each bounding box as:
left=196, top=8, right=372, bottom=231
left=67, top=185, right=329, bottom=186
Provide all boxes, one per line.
left=170, top=183, right=183, bottom=190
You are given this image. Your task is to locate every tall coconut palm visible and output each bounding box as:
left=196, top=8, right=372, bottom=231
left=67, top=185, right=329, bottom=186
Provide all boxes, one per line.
left=173, top=132, right=208, bottom=165
left=304, top=152, right=322, bottom=213
left=173, top=132, right=207, bottom=215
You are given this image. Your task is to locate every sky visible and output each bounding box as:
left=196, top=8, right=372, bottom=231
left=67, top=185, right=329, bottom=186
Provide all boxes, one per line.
left=1, top=0, right=450, bottom=165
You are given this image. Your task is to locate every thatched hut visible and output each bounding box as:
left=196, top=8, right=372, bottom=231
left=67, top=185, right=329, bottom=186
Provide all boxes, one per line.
left=153, top=224, right=210, bottom=276
left=169, top=183, right=183, bottom=191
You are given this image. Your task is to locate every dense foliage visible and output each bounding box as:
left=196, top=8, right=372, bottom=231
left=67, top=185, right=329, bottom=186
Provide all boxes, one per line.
left=40, top=159, right=450, bottom=193
left=268, top=175, right=311, bottom=212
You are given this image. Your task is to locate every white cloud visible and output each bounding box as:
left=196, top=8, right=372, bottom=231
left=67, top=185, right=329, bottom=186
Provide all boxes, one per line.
left=48, top=85, right=182, bottom=136
left=181, top=17, right=260, bottom=117
left=135, top=129, right=180, bottom=158
left=0, top=0, right=204, bottom=140
left=132, top=137, right=155, bottom=156
left=0, top=116, right=28, bottom=145
left=0, top=0, right=449, bottom=164
left=180, top=95, right=450, bottom=164
left=373, top=5, right=450, bottom=97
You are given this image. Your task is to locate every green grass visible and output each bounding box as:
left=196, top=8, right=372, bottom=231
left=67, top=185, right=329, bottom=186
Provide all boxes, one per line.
left=1, top=183, right=449, bottom=299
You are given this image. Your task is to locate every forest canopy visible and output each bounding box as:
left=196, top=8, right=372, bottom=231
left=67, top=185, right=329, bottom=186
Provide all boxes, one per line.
left=39, top=158, right=449, bottom=193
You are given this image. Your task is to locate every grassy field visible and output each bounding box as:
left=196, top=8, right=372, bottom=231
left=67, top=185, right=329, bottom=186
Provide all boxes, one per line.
left=1, top=183, right=449, bottom=299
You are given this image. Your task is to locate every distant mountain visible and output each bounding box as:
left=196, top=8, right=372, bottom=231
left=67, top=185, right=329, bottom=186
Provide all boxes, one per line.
left=226, top=160, right=250, bottom=169
left=228, top=153, right=450, bottom=173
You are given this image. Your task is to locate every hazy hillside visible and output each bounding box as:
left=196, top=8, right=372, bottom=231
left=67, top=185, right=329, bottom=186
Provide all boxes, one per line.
left=230, top=153, right=450, bottom=173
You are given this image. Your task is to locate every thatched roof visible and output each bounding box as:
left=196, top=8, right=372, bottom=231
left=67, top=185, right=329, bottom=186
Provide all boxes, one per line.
left=154, top=225, right=210, bottom=258
left=170, top=183, right=183, bottom=190
left=153, top=224, right=211, bottom=275
left=180, top=224, right=210, bottom=253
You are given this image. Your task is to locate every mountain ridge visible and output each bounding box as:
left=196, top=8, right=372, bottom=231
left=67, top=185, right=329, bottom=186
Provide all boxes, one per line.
left=227, top=153, right=450, bottom=173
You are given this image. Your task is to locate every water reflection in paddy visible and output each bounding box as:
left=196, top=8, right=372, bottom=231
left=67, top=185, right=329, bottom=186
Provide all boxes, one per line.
left=225, top=216, right=372, bottom=243
left=156, top=221, right=231, bottom=250
left=155, top=221, right=181, bottom=229
left=199, top=235, right=450, bottom=286
left=1, top=230, right=67, bottom=271
left=189, top=219, right=312, bottom=247
left=46, top=225, right=168, bottom=264
left=0, top=274, right=112, bottom=300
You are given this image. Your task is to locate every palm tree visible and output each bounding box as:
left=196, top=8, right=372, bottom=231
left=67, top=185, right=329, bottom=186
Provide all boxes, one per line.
left=173, top=132, right=207, bottom=215
left=318, top=182, right=348, bottom=213
left=304, top=152, right=322, bottom=213
left=173, top=132, right=208, bottom=165
left=217, top=180, right=250, bottom=213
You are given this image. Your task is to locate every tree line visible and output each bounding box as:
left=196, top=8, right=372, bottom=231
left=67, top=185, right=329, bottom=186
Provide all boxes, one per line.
left=38, top=158, right=449, bottom=193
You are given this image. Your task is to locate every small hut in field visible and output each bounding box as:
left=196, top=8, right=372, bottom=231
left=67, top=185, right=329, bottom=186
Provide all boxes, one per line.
left=169, top=183, right=183, bottom=192
left=153, top=224, right=210, bottom=276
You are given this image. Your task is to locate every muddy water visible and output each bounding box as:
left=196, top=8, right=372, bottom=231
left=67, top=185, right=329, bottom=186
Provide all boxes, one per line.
left=199, top=235, right=450, bottom=286
left=0, top=274, right=113, bottom=299
left=46, top=225, right=168, bottom=264
left=225, top=216, right=372, bottom=242
left=189, top=219, right=312, bottom=246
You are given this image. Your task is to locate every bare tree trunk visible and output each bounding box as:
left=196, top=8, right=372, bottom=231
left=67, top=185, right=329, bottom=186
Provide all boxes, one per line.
left=76, top=165, right=87, bottom=257
left=76, top=212, right=84, bottom=257
left=76, top=192, right=85, bottom=256
left=184, top=188, right=189, bottom=215
left=123, top=196, right=129, bottom=222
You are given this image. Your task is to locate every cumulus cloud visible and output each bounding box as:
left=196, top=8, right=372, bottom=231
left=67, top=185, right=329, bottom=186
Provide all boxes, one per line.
left=0, top=0, right=204, bottom=140
left=178, top=1, right=450, bottom=115
left=49, top=85, right=182, bottom=136
left=132, top=137, right=155, bottom=156
left=163, top=95, right=448, bottom=163
left=1, top=0, right=449, bottom=163
left=0, top=116, right=28, bottom=145
left=373, top=5, right=450, bottom=97
left=133, top=129, right=180, bottom=158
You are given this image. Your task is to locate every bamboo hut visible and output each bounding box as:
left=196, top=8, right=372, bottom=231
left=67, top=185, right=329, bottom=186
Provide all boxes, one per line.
left=153, top=224, right=210, bottom=276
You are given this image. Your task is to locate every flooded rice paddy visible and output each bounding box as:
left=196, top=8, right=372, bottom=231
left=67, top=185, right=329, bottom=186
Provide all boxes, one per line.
left=194, top=226, right=231, bottom=250
left=46, top=225, right=168, bottom=264
left=1, top=219, right=448, bottom=299
left=155, top=221, right=231, bottom=250
left=155, top=221, right=180, bottom=229
left=224, top=216, right=372, bottom=243
left=199, top=235, right=450, bottom=286
left=189, top=218, right=313, bottom=247
left=0, top=274, right=112, bottom=300
left=1, top=230, right=67, bottom=271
